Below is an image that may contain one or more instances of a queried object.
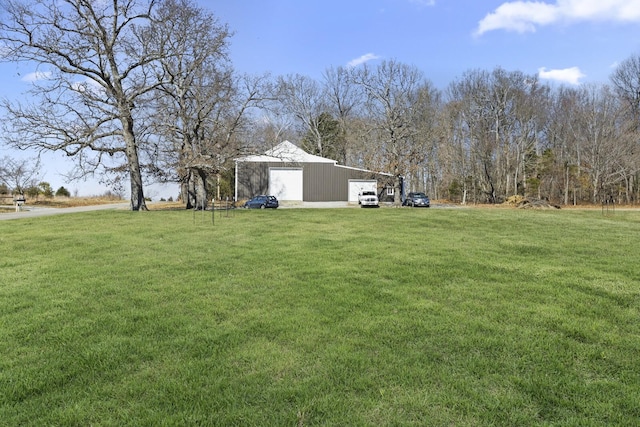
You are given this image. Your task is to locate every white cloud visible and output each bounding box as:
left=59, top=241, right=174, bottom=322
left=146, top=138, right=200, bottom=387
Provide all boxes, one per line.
left=21, top=71, right=52, bottom=82
left=347, top=53, right=381, bottom=68
left=538, top=66, right=586, bottom=85
left=72, top=78, right=104, bottom=95
left=409, top=0, right=436, bottom=6
left=475, top=0, right=640, bottom=36
left=0, top=45, right=10, bottom=59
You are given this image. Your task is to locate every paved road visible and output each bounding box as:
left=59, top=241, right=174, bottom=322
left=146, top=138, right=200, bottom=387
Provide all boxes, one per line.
left=0, top=203, right=130, bottom=221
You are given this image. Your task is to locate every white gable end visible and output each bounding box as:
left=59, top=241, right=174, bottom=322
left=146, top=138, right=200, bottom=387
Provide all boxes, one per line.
left=237, top=141, right=336, bottom=164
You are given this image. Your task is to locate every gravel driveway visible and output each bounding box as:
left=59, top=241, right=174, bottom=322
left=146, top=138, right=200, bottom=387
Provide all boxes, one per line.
left=1, top=201, right=466, bottom=220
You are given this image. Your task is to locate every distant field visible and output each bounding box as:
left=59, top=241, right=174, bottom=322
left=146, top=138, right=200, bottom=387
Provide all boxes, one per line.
left=29, top=196, right=126, bottom=208
left=1, top=208, right=639, bottom=426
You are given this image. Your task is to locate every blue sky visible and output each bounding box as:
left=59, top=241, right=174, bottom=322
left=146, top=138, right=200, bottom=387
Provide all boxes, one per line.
left=210, top=0, right=640, bottom=87
left=3, top=0, right=640, bottom=198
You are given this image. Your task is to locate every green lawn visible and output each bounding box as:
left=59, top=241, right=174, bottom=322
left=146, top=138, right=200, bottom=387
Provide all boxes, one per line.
left=1, top=207, right=639, bottom=426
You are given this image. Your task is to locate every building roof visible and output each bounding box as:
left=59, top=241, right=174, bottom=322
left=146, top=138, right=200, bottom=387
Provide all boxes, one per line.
left=237, top=140, right=337, bottom=164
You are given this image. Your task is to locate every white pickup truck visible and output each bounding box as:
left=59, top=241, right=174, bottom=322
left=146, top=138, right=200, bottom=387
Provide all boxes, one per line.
left=358, top=190, right=379, bottom=207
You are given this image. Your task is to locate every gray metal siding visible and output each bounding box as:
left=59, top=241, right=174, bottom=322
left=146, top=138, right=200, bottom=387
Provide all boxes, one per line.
left=237, top=161, right=394, bottom=202
left=303, top=163, right=391, bottom=202
left=236, top=162, right=272, bottom=200
left=304, top=163, right=344, bottom=201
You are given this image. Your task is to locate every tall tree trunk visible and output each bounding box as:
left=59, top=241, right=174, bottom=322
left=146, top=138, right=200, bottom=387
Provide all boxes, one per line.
left=121, top=115, right=147, bottom=211
left=181, top=170, right=196, bottom=209
left=185, top=170, right=197, bottom=209
left=394, top=175, right=402, bottom=206
left=564, top=162, right=570, bottom=206
left=194, top=169, right=208, bottom=210
left=484, top=161, right=496, bottom=203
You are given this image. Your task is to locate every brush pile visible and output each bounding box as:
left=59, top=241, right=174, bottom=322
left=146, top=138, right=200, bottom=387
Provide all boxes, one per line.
left=505, top=195, right=560, bottom=209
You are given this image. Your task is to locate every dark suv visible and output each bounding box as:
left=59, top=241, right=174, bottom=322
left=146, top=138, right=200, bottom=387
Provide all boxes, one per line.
left=403, top=192, right=430, bottom=207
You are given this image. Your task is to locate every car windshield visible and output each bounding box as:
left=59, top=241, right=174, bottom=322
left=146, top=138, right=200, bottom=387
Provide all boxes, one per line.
left=362, top=191, right=375, bottom=195
left=411, top=193, right=427, bottom=198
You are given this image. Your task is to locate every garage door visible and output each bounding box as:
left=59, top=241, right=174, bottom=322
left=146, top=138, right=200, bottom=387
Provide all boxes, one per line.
left=348, top=180, right=377, bottom=202
left=270, top=168, right=303, bottom=201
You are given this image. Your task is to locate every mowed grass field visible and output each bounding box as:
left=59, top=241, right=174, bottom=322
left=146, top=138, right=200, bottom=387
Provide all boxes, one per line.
left=1, top=207, right=639, bottom=426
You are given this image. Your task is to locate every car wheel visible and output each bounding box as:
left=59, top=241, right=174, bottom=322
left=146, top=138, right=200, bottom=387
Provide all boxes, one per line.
left=260, top=204, right=266, bottom=209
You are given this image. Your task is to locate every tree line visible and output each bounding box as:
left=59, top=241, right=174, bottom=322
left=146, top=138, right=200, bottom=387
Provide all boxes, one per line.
left=1, top=0, right=639, bottom=209
left=277, top=62, right=640, bottom=206
left=0, top=155, right=70, bottom=198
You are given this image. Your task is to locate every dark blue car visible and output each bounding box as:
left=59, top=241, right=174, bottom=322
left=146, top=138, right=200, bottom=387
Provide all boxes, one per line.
left=243, top=195, right=279, bottom=209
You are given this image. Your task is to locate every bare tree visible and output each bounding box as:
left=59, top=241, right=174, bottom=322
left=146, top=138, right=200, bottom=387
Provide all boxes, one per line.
left=406, top=81, right=441, bottom=198
left=0, top=0, right=180, bottom=210
left=276, top=74, right=329, bottom=157
left=611, top=53, right=640, bottom=130
left=148, top=0, right=238, bottom=209
left=154, top=66, right=270, bottom=209
left=0, top=155, right=42, bottom=195
left=545, top=87, right=582, bottom=205
left=351, top=60, right=429, bottom=205
left=610, top=53, right=640, bottom=203
left=322, top=66, right=363, bottom=164
left=438, top=97, right=473, bottom=203
left=505, top=72, right=550, bottom=199
left=446, top=69, right=498, bottom=203
left=246, top=105, right=297, bottom=151
left=444, top=68, right=548, bottom=203
left=568, top=85, right=627, bottom=203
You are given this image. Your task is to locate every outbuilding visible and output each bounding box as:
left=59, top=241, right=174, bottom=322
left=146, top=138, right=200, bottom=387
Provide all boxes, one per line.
left=234, top=141, right=395, bottom=203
